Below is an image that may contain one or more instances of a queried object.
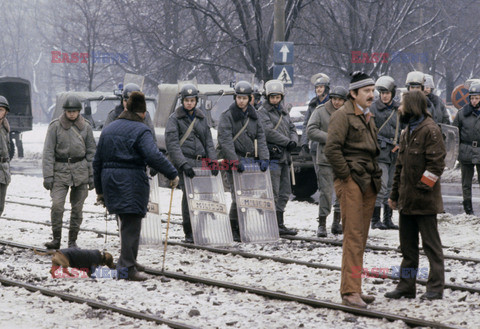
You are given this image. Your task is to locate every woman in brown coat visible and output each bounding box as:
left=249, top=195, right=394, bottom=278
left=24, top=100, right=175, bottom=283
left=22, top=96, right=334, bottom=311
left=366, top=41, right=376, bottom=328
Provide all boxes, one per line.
left=386, top=90, right=446, bottom=300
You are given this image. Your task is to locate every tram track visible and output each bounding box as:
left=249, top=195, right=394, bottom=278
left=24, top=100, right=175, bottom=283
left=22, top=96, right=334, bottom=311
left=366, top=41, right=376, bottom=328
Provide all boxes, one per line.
left=0, top=240, right=464, bottom=329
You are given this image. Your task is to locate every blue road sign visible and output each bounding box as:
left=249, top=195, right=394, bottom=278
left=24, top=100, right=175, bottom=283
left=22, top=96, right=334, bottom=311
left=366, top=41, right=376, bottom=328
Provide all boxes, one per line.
left=273, top=42, right=294, bottom=64
left=273, top=65, right=294, bottom=87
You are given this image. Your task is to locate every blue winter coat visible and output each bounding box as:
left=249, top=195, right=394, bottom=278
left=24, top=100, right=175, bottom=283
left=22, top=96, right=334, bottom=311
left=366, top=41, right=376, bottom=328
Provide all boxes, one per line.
left=93, top=111, right=177, bottom=216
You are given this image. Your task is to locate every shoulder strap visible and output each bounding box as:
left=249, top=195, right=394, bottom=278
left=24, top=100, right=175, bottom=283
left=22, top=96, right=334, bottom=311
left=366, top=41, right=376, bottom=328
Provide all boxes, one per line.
left=378, top=109, right=396, bottom=133
left=179, top=117, right=197, bottom=147
left=273, top=114, right=283, bottom=130
left=233, top=117, right=250, bottom=142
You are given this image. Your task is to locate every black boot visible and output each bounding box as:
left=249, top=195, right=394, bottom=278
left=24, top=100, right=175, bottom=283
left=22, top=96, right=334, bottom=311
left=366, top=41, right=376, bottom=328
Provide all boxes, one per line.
left=463, top=199, right=474, bottom=215
left=316, top=216, right=327, bottom=237
left=45, top=228, right=61, bottom=249
left=382, top=203, right=398, bottom=229
left=371, top=206, right=387, bottom=229
left=331, top=211, right=342, bottom=235
left=68, top=229, right=79, bottom=248
left=229, top=205, right=241, bottom=242
left=277, top=211, right=297, bottom=236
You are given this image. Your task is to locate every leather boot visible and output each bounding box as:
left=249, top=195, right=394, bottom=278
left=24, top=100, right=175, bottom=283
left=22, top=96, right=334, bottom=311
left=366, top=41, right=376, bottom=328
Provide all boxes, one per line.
left=68, top=229, right=79, bottom=248
left=277, top=211, right=297, bottom=236
left=342, top=293, right=367, bottom=308
left=371, top=206, right=387, bottom=229
left=463, top=199, right=474, bottom=215
left=331, top=211, right=342, bottom=235
left=316, top=216, right=327, bottom=237
left=45, top=228, right=61, bottom=249
left=382, top=203, right=398, bottom=230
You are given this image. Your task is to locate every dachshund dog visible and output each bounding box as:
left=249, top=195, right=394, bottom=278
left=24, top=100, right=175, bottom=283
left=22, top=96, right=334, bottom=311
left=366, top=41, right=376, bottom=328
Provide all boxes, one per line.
left=34, top=248, right=115, bottom=278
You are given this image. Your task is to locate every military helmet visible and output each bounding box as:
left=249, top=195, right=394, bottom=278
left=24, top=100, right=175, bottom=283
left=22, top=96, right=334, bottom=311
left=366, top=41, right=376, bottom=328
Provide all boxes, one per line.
left=0, top=95, right=9, bottom=112
left=234, top=81, right=253, bottom=96
left=329, top=86, right=348, bottom=100
left=63, top=95, right=82, bottom=111
left=469, top=82, right=480, bottom=96
left=375, top=75, right=396, bottom=97
left=424, top=74, right=435, bottom=90
left=122, top=83, right=141, bottom=100
left=405, top=71, right=425, bottom=89
left=264, top=80, right=285, bottom=97
left=180, top=84, right=198, bottom=100
left=314, top=74, right=330, bottom=87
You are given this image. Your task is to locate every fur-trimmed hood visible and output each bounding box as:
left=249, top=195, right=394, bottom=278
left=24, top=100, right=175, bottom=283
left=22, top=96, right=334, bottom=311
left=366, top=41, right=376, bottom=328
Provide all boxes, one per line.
left=59, top=113, right=86, bottom=130
left=229, top=103, right=258, bottom=122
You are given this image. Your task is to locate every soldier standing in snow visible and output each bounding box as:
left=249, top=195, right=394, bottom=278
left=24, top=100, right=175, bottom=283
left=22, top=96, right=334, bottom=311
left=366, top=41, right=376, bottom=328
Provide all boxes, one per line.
left=0, top=96, right=11, bottom=217
left=42, top=96, right=96, bottom=249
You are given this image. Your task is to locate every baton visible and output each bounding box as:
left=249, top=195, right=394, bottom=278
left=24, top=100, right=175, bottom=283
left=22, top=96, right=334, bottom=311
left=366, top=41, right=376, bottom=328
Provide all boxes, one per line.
left=161, top=186, right=175, bottom=272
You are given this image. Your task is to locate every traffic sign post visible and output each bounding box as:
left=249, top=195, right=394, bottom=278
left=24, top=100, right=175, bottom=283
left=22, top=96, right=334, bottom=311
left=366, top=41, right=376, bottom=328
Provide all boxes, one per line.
left=273, top=65, right=294, bottom=87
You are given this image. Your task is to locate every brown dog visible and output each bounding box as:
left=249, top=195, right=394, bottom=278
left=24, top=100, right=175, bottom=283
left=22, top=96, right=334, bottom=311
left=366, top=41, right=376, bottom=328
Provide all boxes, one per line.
left=34, top=248, right=115, bottom=278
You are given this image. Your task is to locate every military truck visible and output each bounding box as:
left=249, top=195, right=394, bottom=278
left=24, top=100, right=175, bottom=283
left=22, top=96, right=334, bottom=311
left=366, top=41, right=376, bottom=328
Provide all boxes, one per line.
left=0, top=77, right=33, bottom=158
left=153, top=83, right=317, bottom=198
left=51, top=91, right=156, bottom=141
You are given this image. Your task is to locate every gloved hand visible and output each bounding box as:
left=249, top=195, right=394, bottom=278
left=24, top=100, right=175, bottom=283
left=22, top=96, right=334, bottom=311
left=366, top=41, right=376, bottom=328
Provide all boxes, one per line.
left=43, top=177, right=54, bottom=190
left=149, top=167, right=158, bottom=177
left=236, top=162, right=245, bottom=173
left=300, top=144, right=310, bottom=158
left=88, top=176, right=94, bottom=190
left=182, top=163, right=196, bottom=178
left=286, top=141, right=297, bottom=152
left=170, top=176, right=180, bottom=188
left=259, top=160, right=269, bottom=172
left=95, top=194, right=105, bottom=207
left=209, top=160, right=219, bottom=176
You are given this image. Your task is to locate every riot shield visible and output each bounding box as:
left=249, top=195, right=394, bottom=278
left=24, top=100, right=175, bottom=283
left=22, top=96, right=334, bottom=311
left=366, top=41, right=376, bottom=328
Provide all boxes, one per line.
left=439, top=124, right=459, bottom=169
left=232, top=162, right=280, bottom=243
left=139, top=176, right=163, bottom=245
left=184, top=168, right=233, bottom=246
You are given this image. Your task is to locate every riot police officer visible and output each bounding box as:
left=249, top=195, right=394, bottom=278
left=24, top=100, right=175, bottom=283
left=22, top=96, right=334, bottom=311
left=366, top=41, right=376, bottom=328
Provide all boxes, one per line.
left=307, top=86, right=347, bottom=237
left=257, top=80, right=298, bottom=236
left=165, top=84, right=218, bottom=243
left=453, top=82, right=480, bottom=215
left=424, top=74, right=450, bottom=124
left=43, top=95, right=96, bottom=249
left=370, top=76, right=401, bottom=230
left=0, top=96, right=11, bottom=216
left=217, top=81, right=269, bottom=241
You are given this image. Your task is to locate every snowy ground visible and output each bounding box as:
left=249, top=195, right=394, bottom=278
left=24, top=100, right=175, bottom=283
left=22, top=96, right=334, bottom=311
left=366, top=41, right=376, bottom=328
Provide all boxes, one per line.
left=1, top=124, right=479, bottom=328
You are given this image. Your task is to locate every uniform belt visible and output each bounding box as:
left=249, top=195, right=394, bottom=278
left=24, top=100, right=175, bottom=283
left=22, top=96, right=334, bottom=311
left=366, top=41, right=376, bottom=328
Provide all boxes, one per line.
left=237, top=151, right=253, bottom=158
left=0, top=157, right=9, bottom=163
left=186, top=155, right=206, bottom=160
left=55, top=156, right=85, bottom=163
left=461, top=140, right=480, bottom=147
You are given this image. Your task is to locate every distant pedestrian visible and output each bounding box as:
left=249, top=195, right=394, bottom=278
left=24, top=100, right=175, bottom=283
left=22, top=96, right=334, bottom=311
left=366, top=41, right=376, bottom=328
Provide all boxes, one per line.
left=0, top=96, right=11, bottom=216
left=386, top=90, right=446, bottom=300
left=452, top=82, right=480, bottom=215
left=42, top=95, right=96, bottom=249
left=93, top=91, right=178, bottom=281
left=325, top=72, right=381, bottom=308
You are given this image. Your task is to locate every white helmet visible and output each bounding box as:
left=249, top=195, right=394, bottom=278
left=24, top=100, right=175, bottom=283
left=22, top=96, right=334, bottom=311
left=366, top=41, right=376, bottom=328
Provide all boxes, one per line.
left=264, top=79, right=285, bottom=97
left=405, top=71, right=425, bottom=89
left=424, top=74, right=435, bottom=89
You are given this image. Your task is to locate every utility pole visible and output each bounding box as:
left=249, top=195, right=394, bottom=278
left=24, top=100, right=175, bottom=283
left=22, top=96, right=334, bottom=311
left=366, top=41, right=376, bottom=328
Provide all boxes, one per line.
left=274, top=0, right=285, bottom=42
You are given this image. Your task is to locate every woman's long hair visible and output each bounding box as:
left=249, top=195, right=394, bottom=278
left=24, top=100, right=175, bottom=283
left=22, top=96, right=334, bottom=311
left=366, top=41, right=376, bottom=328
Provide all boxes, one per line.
left=401, top=90, right=430, bottom=118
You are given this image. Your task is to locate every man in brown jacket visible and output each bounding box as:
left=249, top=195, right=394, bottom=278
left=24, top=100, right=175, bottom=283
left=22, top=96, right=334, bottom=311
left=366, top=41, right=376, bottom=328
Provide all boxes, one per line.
left=386, top=90, right=446, bottom=300
left=325, top=72, right=381, bottom=308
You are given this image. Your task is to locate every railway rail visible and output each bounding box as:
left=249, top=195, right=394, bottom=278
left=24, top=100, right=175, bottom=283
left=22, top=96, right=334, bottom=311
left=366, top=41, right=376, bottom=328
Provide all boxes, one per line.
left=0, top=240, right=464, bottom=329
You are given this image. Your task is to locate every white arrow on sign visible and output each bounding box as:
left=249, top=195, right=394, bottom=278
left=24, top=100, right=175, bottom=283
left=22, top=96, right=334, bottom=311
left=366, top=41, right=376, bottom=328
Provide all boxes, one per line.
left=278, top=67, right=292, bottom=84
left=280, top=45, right=290, bottom=63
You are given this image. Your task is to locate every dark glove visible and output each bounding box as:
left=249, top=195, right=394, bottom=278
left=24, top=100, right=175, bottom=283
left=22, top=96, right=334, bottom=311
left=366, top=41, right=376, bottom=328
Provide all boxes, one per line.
left=236, top=162, right=245, bottom=173
left=209, top=160, right=219, bottom=176
left=182, top=163, right=196, bottom=178
left=286, top=141, right=297, bottom=152
left=300, top=144, right=310, bottom=158
left=43, top=177, right=53, bottom=190
left=259, top=160, right=269, bottom=172
left=302, top=144, right=309, bottom=153
left=149, top=167, right=158, bottom=177
left=88, top=176, right=94, bottom=190
left=95, top=194, right=105, bottom=207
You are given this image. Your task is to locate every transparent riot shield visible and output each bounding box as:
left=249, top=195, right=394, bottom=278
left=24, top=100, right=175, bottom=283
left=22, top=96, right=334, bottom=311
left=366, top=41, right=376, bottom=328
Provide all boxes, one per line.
left=232, top=162, right=280, bottom=243
left=184, top=168, right=233, bottom=246
left=439, top=124, right=459, bottom=169
left=140, top=176, right=162, bottom=245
